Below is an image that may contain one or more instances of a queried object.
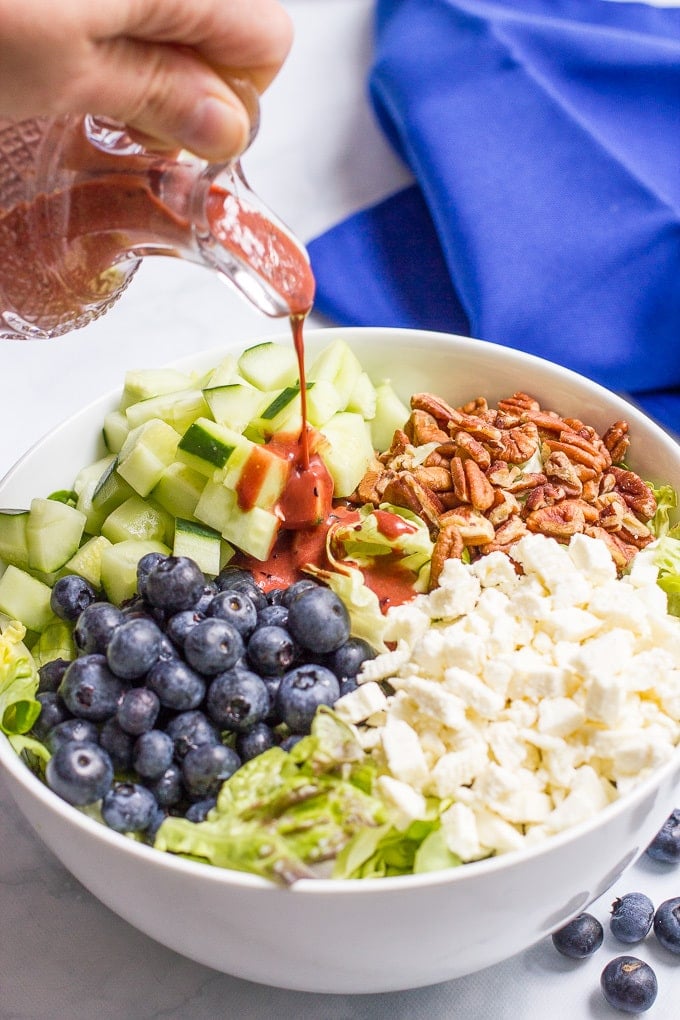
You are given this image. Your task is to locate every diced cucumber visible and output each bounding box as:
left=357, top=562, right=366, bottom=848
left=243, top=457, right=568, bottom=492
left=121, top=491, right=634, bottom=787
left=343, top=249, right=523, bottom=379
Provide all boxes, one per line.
left=320, top=412, right=377, bottom=498
left=221, top=504, right=280, bottom=561
left=125, top=388, right=210, bottom=433
left=152, top=462, right=206, bottom=519
left=73, top=454, right=116, bottom=497
left=193, top=479, right=237, bottom=533
left=100, top=539, right=170, bottom=605
left=237, top=341, right=299, bottom=391
left=223, top=442, right=290, bottom=512
left=32, top=619, right=76, bottom=668
left=117, top=419, right=181, bottom=496
left=346, top=371, right=378, bottom=420
left=173, top=518, right=227, bottom=576
left=102, top=409, right=130, bottom=453
left=77, top=460, right=135, bottom=535
left=0, top=510, right=30, bottom=570
left=177, top=418, right=247, bottom=478
left=60, top=534, right=113, bottom=589
left=0, top=565, right=55, bottom=632
left=101, top=495, right=173, bottom=545
left=203, top=353, right=239, bottom=387
left=306, top=380, right=344, bottom=427
left=254, top=386, right=303, bottom=437
left=203, top=382, right=268, bottom=432
left=370, top=381, right=410, bottom=452
left=307, top=339, right=363, bottom=407
left=120, top=368, right=193, bottom=410
left=26, top=497, right=87, bottom=573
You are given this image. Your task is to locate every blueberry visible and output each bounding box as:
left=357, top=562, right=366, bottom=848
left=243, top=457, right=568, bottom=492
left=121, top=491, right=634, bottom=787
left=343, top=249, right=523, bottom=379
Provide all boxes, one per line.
left=280, top=578, right=318, bottom=608
left=266, top=587, right=286, bottom=605
left=146, top=658, right=206, bottom=711
left=217, top=575, right=267, bottom=611
left=136, top=551, right=168, bottom=598
left=286, top=586, right=350, bottom=654
left=102, top=782, right=158, bottom=833
left=192, top=582, right=219, bottom=614
left=132, top=729, right=174, bottom=779
left=45, top=740, right=114, bottom=805
left=185, top=797, right=217, bottom=822
left=99, top=718, right=134, bottom=770
left=280, top=734, right=303, bottom=752
left=183, top=618, right=245, bottom=676
left=106, top=617, right=162, bottom=680
left=601, top=956, right=657, bottom=1014
left=144, top=555, right=206, bottom=612
left=73, top=601, right=124, bottom=654
left=339, top=677, right=358, bottom=697
left=645, top=808, right=680, bottom=864
left=50, top=574, right=97, bottom=622
left=207, top=589, right=258, bottom=637
left=37, top=657, right=71, bottom=694
left=59, top=655, right=123, bottom=721
left=46, top=717, right=99, bottom=753
left=275, top=664, right=340, bottom=734
left=116, top=687, right=160, bottom=735
left=146, top=762, right=184, bottom=807
left=165, top=710, right=220, bottom=760
left=326, top=637, right=377, bottom=681
left=610, top=893, right=655, bottom=944
left=146, top=804, right=168, bottom=841
left=247, top=624, right=298, bottom=676
left=119, top=595, right=165, bottom=627
left=206, top=669, right=270, bottom=732
left=182, top=743, right=241, bottom=799
left=165, top=609, right=205, bottom=649
left=235, top=721, right=276, bottom=761
left=653, top=896, right=680, bottom=953
left=32, top=692, right=71, bottom=740
left=257, top=604, right=289, bottom=629
left=215, top=565, right=254, bottom=592
left=551, top=913, right=604, bottom=959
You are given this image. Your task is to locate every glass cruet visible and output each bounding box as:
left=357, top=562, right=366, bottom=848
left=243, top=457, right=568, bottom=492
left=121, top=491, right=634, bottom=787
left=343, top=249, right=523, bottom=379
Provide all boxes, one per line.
left=0, top=108, right=314, bottom=341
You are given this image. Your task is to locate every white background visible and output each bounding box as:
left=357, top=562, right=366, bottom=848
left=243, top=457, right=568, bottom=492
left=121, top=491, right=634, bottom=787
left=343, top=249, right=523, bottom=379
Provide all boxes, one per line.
left=1, top=2, right=680, bottom=1016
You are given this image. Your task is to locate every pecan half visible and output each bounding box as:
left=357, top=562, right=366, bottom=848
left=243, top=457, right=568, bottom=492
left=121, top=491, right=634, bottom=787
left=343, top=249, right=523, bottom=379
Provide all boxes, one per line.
left=429, top=518, right=465, bottom=589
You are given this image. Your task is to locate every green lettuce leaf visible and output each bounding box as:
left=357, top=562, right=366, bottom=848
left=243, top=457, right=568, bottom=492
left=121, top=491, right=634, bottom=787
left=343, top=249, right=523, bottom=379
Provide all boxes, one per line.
left=0, top=617, right=41, bottom=735
left=332, top=813, right=461, bottom=880
left=648, top=484, right=678, bottom=538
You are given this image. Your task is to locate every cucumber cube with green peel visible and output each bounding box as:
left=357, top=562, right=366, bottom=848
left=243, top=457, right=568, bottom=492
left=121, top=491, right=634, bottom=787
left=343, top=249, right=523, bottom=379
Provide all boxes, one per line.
left=203, top=382, right=269, bottom=432
left=0, top=565, right=55, bottom=632
left=320, top=412, right=377, bottom=498
left=238, top=341, right=299, bottom=391
left=152, top=462, right=206, bottom=519
left=0, top=510, right=30, bottom=570
left=173, top=518, right=226, bottom=576
left=77, top=460, right=135, bottom=535
left=307, top=339, right=364, bottom=407
left=26, top=497, right=87, bottom=573
left=254, top=386, right=303, bottom=437
left=177, top=418, right=248, bottom=478
left=125, top=388, right=210, bottom=434
left=73, top=454, right=116, bottom=497
left=101, top=495, right=174, bottom=545
left=116, top=418, right=181, bottom=497
left=222, top=442, right=291, bottom=512
left=102, top=409, right=130, bottom=453
left=220, top=504, right=281, bottom=561
left=370, top=381, right=410, bottom=452
left=100, top=538, right=170, bottom=605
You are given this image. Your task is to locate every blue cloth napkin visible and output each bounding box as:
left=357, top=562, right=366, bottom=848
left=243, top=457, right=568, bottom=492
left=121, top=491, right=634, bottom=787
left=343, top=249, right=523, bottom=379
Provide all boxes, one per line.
left=307, top=0, right=680, bottom=434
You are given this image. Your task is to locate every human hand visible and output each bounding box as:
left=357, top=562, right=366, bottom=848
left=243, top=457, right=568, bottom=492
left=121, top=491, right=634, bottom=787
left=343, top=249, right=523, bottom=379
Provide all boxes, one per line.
left=0, top=0, right=292, bottom=161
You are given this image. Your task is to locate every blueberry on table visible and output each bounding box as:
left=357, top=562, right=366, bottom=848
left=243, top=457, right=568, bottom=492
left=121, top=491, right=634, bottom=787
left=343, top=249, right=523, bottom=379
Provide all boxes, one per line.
left=246, top=624, right=298, bottom=676
left=165, top=710, right=220, bottom=760
left=106, top=616, right=162, bottom=680
left=116, top=686, right=160, bottom=735
left=600, top=956, right=657, bottom=1014
left=275, top=664, right=341, bottom=734
left=32, top=692, right=71, bottom=740
left=144, top=555, right=206, bottom=612
left=645, top=808, right=680, bottom=864
left=551, top=912, right=604, bottom=959
left=132, top=729, right=174, bottom=780
left=183, top=617, right=245, bottom=676
left=610, top=893, right=655, bottom=944
left=73, top=601, right=124, bottom=654
left=58, top=655, right=124, bottom=721
left=46, top=717, right=99, bottom=753
left=37, top=657, right=71, bottom=694
left=207, top=589, right=258, bottom=637
left=653, top=896, right=680, bottom=953
left=145, top=658, right=206, bottom=711
left=206, top=669, right=270, bottom=732
left=102, top=782, right=158, bottom=833
left=50, top=574, right=97, bottom=621
left=45, top=740, right=114, bottom=806
left=286, top=586, right=350, bottom=654
left=182, top=743, right=241, bottom=799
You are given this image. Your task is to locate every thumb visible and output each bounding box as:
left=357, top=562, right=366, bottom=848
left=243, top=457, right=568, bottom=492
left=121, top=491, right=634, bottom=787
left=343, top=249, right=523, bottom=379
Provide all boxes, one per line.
left=80, top=38, right=253, bottom=161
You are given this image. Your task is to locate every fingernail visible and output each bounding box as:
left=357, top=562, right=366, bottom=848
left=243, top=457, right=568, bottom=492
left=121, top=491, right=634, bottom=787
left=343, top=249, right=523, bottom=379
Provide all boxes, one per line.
left=179, top=95, right=250, bottom=162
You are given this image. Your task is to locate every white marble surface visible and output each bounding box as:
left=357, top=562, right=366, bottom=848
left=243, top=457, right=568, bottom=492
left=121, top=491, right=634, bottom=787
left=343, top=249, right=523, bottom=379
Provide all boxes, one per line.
left=1, top=2, right=680, bottom=1016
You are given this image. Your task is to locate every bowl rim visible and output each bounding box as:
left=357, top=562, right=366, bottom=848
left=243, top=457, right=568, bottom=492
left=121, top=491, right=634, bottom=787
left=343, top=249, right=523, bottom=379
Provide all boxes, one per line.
left=1, top=324, right=679, bottom=894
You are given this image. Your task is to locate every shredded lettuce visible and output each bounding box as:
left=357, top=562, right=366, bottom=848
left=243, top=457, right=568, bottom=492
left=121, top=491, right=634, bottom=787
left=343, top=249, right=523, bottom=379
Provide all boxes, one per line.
left=648, top=483, right=678, bottom=538
left=333, top=812, right=461, bottom=880
left=0, top=617, right=41, bottom=735
left=646, top=535, right=680, bottom=617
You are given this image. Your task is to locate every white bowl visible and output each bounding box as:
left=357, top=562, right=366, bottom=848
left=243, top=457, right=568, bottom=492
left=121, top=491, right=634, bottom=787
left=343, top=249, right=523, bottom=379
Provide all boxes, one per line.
left=2, top=327, right=680, bottom=994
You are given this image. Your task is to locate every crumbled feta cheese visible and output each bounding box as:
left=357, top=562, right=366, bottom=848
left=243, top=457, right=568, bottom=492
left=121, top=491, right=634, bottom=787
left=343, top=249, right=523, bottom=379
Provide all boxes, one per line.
left=334, top=681, right=388, bottom=725
left=376, top=775, right=427, bottom=830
